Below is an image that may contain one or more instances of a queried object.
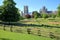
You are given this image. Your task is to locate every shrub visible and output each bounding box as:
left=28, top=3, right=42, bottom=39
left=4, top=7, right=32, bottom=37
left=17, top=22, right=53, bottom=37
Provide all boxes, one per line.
left=25, top=14, right=31, bottom=18
left=41, top=13, right=48, bottom=18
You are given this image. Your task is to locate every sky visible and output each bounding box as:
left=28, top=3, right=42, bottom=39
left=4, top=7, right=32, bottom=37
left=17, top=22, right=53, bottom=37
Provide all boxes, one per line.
left=0, top=0, right=60, bottom=12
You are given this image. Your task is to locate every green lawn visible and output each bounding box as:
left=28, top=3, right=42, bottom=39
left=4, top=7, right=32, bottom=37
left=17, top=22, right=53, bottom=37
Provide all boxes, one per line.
left=0, top=18, right=60, bottom=40
left=0, top=30, right=54, bottom=40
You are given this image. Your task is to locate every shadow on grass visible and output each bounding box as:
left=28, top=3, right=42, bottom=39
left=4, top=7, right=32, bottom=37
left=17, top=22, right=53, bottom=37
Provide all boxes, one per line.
left=0, top=38, right=10, bottom=40
left=0, top=22, right=60, bottom=28
left=12, top=22, right=60, bottom=28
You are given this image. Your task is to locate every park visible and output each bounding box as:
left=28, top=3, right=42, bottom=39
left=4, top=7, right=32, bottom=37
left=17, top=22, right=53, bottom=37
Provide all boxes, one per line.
left=0, top=0, right=60, bottom=40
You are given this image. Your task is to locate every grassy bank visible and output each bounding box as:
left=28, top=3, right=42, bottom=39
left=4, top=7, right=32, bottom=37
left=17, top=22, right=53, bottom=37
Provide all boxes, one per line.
left=0, top=30, right=54, bottom=40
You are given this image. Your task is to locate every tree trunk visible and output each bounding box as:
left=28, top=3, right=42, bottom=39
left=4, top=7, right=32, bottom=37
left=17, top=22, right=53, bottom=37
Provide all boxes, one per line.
left=9, top=22, right=13, bottom=32
left=10, top=25, right=13, bottom=32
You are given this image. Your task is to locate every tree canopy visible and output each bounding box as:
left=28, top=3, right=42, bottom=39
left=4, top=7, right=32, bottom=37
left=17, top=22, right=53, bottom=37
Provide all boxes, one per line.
left=1, top=0, right=20, bottom=22
left=32, top=11, right=40, bottom=19
left=57, top=4, right=60, bottom=17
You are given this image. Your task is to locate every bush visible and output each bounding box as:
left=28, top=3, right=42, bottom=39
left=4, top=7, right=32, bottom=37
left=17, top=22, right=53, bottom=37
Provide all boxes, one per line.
left=25, top=14, right=31, bottom=18
left=41, top=13, right=48, bottom=18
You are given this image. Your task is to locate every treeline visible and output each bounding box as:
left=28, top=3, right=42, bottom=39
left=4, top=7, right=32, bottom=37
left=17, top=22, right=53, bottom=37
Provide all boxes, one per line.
left=24, top=4, right=60, bottom=19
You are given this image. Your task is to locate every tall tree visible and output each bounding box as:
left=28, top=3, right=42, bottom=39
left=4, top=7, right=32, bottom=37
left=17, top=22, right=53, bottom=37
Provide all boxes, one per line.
left=0, top=6, right=2, bottom=13
left=0, top=6, right=4, bottom=20
left=32, top=11, right=39, bottom=19
left=57, top=4, right=60, bottom=17
left=1, top=0, right=20, bottom=31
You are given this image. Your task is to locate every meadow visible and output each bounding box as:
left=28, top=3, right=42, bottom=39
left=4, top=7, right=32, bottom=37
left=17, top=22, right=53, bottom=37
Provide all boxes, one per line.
left=0, top=18, right=60, bottom=40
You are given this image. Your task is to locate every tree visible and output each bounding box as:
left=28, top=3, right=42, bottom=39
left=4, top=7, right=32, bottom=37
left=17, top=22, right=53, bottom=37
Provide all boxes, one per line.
left=0, top=6, right=3, bottom=19
left=1, top=0, right=20, bottom=32
left=0, top=6, right=2, bottom=13
left=41, top=13, right=48, bottom=18
left=57, top=4, right=60, bottom=17
left=25, top=14, right=31, bottom=18
left=32, top=11, right=40, bottom=19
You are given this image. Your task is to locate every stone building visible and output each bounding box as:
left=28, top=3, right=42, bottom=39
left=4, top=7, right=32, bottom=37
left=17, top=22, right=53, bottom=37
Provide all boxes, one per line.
left=40, top=6, right=52, bottom=14
left=24, top=6, right=29, bottom=15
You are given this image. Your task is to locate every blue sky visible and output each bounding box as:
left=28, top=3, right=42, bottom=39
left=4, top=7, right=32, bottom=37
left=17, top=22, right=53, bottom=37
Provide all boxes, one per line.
left=0, top=0, right=60, bottom=12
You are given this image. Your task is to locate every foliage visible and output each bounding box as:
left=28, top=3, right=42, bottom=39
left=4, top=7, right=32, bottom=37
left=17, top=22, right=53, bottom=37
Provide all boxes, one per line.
left=1, top=0, right=20, bottom=22
left=50, top=13, right=56, bottom=18
left=0, top=6, right=3, bottom=20
left=0, top=0, right=20, bottom=32
left=57, top=4, right=60, bottom=17
left=0, top=6, right=3, bottom=13
left=25, top=14, right=31, bottom=18
left=20, top=16, right=24, bottom=20
left=41, top=13, right=48, bottom=18
left=32, top=11, right=40, bottom=19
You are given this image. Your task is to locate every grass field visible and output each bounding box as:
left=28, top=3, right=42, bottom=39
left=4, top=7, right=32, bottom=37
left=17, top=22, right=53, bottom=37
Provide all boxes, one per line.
left=0, top=30, right=54, bottom=40
left=0, top=18, right=60, bottom=40
left=21, top=18, right=60, bottom=24
left=0, top=26, right=60, bottom=37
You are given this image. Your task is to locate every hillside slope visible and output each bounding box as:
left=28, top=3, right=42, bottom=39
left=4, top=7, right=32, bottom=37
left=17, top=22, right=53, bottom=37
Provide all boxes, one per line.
left=0, top=30, right=54, bottom=40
